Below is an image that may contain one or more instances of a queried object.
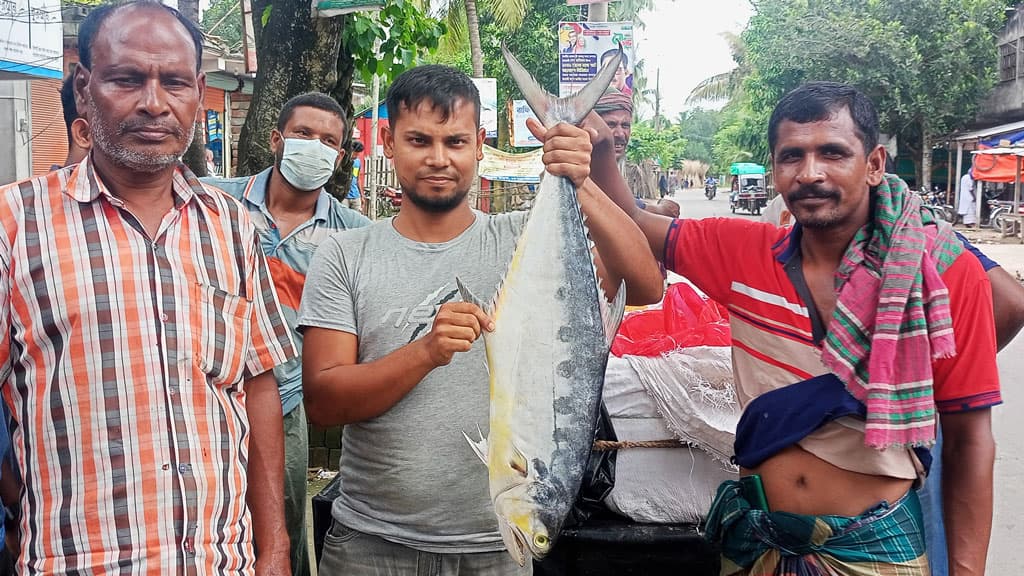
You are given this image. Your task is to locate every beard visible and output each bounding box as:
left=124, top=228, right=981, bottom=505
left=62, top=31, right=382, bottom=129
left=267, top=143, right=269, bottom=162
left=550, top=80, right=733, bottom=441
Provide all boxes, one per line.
left=87, top=94, right=193, bottom=173
left=403, top=184, right=470, bottom=213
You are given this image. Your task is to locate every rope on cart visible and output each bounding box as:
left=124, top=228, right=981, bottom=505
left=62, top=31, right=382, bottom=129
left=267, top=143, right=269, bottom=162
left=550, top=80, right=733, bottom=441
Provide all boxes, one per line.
left=592, top=439, right=685, bottom=450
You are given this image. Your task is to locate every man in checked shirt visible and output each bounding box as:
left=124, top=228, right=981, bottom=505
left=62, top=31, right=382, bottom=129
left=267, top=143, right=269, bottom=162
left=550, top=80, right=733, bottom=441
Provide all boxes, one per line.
left=0, top=1, right=297, bottom=574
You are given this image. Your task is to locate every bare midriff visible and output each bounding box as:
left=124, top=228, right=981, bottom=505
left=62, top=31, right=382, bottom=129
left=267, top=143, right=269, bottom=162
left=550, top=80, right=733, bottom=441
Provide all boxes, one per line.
left=744, top=445, right=913, bottom=517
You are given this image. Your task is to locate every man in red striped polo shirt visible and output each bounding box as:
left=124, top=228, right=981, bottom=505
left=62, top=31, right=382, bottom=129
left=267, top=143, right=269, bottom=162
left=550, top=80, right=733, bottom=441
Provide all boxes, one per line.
left=591, top=82, right=998, bottom=575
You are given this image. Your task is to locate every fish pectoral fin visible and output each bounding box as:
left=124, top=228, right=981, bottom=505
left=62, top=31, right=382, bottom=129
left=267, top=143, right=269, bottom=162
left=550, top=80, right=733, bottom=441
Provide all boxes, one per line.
left=601, top=279, right=628, bottom=349
left=509, top=443, right=529, bottom=478
left=463, top=425, right=489, bottom=466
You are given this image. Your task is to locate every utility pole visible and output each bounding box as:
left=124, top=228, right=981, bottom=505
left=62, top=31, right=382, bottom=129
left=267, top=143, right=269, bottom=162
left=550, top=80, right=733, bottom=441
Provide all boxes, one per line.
left=588, top=2, right=607, bottom=22
left=654, top=68, right=661, bottom=132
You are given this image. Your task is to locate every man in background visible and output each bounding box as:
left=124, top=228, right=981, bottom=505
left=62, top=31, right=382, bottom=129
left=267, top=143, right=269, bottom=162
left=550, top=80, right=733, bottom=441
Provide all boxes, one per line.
left=593, top=89, right=677, bottom=217
left=54, top=73, right=89, bottom=170
left=203, top=91, right=370, bottom=576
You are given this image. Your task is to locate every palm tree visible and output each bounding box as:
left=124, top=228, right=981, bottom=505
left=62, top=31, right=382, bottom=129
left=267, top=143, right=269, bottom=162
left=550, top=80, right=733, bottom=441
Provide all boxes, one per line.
left=435, top=0, right=528, bottom=76
left=685, top=31, right=748, bottom=105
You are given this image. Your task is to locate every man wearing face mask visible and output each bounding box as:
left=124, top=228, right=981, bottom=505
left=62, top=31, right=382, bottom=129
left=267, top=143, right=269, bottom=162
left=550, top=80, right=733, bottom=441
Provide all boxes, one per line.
left=203, top=91, right=370, bottom=576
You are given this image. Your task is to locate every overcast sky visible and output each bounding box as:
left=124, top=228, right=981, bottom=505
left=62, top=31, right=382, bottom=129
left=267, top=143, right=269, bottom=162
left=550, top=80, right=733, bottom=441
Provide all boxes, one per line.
left=633, top=0, right=753, bottom=119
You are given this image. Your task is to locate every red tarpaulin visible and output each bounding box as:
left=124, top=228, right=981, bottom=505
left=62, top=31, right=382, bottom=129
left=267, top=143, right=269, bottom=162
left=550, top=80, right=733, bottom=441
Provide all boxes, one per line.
left=972, top=144, right=1021, bottom=183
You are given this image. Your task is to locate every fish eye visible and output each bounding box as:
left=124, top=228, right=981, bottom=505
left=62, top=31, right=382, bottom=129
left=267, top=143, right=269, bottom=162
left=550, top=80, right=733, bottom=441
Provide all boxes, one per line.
left=534, top=534, right=550, bottom=549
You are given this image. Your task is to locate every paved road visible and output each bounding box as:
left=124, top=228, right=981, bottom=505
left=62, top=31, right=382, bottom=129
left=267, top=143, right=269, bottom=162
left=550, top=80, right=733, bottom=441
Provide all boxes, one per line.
left=670, top=185, right=1023, bottom=573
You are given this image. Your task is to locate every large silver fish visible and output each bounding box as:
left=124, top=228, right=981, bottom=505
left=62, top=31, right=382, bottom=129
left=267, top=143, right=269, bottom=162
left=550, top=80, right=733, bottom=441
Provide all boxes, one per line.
left=457, top=46, right=626, bottom=566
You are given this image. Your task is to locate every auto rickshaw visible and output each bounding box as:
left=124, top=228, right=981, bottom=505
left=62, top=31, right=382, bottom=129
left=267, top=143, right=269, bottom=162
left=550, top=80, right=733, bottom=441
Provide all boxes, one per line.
left=729, top=163, right=768, bottom=215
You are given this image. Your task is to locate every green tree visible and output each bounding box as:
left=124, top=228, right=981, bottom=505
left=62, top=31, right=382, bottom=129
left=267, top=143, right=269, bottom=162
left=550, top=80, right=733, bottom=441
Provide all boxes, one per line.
left=627, top=120, right=687, bottom=169
left=741, top=0, right=1008, bottom=189
left=236, top=0, right=444, bottom=191
left=201, top=0, right=243, bottom=52
left=676, top=107, right=721, bottom=165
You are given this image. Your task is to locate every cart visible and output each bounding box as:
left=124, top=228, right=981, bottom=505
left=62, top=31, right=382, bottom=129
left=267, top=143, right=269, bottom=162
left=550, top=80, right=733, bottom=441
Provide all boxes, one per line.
left=729, top=163, right=768, bottom=215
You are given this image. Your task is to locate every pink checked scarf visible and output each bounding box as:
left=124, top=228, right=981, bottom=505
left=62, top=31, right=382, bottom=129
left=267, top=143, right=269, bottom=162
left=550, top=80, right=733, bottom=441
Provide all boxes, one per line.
left=820, top=174, right=963, bottom=449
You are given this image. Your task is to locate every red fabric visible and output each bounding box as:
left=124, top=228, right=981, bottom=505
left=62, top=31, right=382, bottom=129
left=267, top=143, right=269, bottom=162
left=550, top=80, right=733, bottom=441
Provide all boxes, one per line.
left=611, top=283, right=730, bottom=357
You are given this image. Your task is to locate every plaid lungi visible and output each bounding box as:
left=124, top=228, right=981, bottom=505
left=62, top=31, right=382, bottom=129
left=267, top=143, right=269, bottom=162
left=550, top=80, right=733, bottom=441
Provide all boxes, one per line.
left=705, top=480, right=930, bottom=576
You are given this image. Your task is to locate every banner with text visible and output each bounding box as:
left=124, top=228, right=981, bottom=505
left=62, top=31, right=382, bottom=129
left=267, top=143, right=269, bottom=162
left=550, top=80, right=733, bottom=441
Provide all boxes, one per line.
left=557, top=21, right=633, bottom=98
left=509, top=100, right=542, bottom=148
left=480, top=145, right=543, bottom=183
left=471, top=78, right=499, bottom=139
left=0, top=0, right=62, bottom=79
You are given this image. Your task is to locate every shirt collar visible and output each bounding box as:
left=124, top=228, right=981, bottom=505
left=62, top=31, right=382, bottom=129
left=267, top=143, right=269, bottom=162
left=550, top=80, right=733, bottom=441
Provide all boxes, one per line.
left=65, top=154, right=218, bottom=212
left=773, top=222, right=803, bottom=264
left=244, top=167, right=332, bottom=224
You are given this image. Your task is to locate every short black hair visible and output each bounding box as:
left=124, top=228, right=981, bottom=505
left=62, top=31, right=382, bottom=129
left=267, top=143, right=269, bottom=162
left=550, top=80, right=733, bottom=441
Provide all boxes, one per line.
left=768, top=81, right=879, bottom=156
left=78, top=1, right=204, bottom=73
left=276, top=92, right=346, bottom=133
left=352, top=140, right=364, bottom=153
left=601, top=49, right=627, bottom=68
left=60, top=73, right=78, bottom=141
left=386, top=65, right=480, bottom=128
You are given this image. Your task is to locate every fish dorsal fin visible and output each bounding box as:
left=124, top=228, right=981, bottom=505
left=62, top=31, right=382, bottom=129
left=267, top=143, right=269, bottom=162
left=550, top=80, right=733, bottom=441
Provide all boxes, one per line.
left=456, top=276, right=492, bottom=316
left=502, top=43, right=624, bottom=127
left=600, top=280, right=627, bottom=349
left=463, top=423, right=488, bottom=466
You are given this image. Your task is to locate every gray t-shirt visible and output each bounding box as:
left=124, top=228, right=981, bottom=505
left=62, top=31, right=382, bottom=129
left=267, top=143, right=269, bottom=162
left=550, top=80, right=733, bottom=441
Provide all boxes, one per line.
left=298, top=210, right=527, bottom=553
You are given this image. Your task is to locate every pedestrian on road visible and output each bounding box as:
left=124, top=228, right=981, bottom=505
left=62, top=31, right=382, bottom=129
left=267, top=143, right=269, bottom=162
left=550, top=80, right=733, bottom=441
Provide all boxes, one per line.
left=298, top=64, right=663, bottom=576
left=202, top=91, right=370, bottom=576
left=591, top=81, right=999, bottom=575
left=346, top=140, right=364, bottom=212
left=958, top=165, right=977, bottom=227
left=0, top=2, right=298, bottom=573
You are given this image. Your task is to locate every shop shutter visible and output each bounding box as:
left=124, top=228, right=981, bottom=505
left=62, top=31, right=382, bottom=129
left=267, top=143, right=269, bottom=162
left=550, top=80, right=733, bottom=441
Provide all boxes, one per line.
left=204, top=87, right=225, bottom=113
left=29, top=79, right=69, bottom=176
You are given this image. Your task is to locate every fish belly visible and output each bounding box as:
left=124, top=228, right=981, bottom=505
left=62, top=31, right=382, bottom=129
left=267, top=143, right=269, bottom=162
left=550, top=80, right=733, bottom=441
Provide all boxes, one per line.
left=484, top=175, right=610, bottom=521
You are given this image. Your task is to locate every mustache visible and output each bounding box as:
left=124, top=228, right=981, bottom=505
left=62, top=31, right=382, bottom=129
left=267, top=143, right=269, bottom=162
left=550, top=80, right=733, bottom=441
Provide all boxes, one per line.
left=788, top=184, right=839, bottom=202
left=119, top=118, right=185, bottom=138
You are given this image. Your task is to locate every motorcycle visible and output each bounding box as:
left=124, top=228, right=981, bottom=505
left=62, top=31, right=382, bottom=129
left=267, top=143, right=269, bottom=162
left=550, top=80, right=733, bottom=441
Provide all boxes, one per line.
left=704, top=183, right=717, bottom=200
left=988, top=199, right=1023, bottom=234
left=374, top=185, right=403, bottom=219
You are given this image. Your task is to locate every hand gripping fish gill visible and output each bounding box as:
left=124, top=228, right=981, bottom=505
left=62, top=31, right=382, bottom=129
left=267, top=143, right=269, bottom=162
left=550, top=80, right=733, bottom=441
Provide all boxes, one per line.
left=457, top=46, right=627, bottom=567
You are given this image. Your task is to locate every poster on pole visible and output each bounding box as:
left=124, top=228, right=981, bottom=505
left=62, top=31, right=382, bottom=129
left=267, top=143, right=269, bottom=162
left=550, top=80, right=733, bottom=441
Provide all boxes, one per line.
left=557, top=21, right=634, bottom=98
left=509, top=100, right=542, bottom=148
left=471, top=78, right=498, bottom=139
left=0, top=0, right=62, bottom=79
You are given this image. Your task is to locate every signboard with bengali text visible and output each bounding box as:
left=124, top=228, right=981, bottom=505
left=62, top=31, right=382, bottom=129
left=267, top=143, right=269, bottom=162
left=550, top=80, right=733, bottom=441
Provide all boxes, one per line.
left=0, top=0, right=62, bottom=79
left=509, top=99, right=542, bottom=148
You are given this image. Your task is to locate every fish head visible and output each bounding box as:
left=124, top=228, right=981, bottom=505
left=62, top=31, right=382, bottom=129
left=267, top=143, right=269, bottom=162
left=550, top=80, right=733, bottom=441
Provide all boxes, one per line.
left=494, top=484, right=555, bottom=565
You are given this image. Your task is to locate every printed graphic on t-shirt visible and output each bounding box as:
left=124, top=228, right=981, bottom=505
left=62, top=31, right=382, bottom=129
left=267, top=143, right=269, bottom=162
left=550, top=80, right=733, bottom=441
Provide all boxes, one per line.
left=378, top=284, right=460, bottom=342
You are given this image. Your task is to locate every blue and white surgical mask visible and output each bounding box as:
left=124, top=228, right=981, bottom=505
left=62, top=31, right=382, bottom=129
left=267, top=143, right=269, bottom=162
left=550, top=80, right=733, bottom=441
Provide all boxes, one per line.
left=279, top=137, right=339, bottom=191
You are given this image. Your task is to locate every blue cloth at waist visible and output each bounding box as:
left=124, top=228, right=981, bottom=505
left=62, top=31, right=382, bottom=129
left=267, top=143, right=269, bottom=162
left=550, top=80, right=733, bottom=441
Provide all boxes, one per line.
left=733, top=373, right=932, bottom=474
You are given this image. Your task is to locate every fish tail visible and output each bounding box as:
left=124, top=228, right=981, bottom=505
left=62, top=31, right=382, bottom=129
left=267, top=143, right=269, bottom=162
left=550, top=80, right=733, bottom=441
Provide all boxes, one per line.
left=502, top=43, right=623, bottom=127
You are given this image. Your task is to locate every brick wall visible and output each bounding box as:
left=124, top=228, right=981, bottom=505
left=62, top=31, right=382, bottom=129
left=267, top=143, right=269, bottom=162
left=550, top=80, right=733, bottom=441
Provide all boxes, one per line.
left=308, top=424, right=342, bottom=471
left=229, top=92, right=251, bottom=175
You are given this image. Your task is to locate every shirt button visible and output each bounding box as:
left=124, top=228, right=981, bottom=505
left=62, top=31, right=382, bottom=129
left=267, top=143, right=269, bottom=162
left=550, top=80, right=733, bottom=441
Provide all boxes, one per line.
left=160, top=313, right=168, bottom=322
left=178, top=463, right=192, bottom=474
left=162, top=463, right=170, bottom=470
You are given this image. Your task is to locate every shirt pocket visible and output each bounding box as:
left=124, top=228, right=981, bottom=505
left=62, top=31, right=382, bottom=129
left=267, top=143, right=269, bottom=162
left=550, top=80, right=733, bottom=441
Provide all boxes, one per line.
left=191, top=282, right=252, bottom=386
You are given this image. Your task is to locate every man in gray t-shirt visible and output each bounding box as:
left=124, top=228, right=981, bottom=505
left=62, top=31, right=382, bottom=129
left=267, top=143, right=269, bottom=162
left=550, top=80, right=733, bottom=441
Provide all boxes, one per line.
left=298, top=64, right=663, bottom=575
